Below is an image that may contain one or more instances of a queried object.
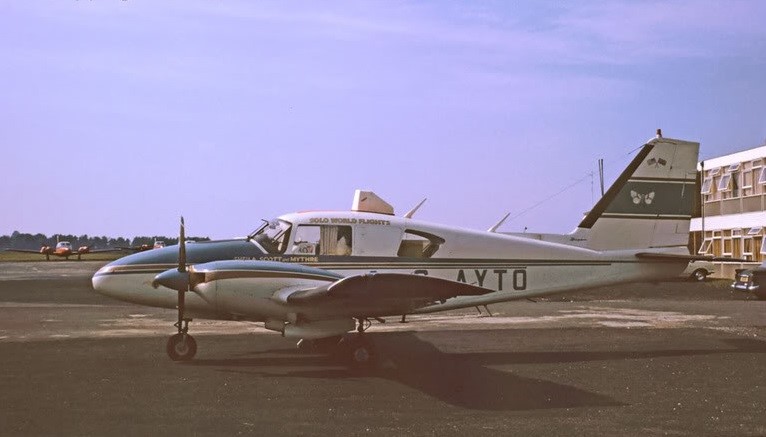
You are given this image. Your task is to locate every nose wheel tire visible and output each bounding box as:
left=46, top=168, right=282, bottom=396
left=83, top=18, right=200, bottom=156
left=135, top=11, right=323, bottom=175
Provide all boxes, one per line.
left=166, top=333, right=197, bottom=361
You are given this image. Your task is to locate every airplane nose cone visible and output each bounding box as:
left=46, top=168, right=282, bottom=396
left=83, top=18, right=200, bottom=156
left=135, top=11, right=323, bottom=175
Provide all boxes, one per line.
left=152, top=269, right=189, bottom=291
left=91, top=271, right=107, bottom=294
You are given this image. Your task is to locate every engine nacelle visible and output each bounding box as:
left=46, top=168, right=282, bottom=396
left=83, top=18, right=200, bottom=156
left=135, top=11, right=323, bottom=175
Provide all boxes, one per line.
left=274, top=319, right=355, bottom=339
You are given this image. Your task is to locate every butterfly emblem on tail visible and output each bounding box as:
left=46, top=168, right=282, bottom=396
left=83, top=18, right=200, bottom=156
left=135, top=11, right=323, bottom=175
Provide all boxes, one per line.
left=630, top=191, right=655, bottom=205
left=647, top=157, right=667, bottom=168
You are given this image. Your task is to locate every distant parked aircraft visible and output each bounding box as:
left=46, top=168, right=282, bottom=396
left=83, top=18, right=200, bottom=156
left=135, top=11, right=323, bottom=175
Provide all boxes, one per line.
left=7, top=240, right=121, bottom=261
left=120, top=240, right=166, bottom=253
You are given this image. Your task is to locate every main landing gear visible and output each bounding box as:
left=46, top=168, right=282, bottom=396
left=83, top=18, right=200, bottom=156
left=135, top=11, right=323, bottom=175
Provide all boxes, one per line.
left=296, top=318, right=378, bottom=369
left=339, top=318, right=377, bottom=368
left=341, top=334, right=376, bottom=368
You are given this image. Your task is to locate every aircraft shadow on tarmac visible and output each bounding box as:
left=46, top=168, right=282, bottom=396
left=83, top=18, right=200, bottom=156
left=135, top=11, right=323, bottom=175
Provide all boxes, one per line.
left=187, top=332, right=764, bottom=411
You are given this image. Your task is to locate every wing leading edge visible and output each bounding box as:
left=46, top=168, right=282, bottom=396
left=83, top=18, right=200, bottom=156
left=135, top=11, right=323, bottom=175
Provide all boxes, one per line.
left=286, top=272, right=490, bottom=304
left=278, top=272, right=492, bottom=319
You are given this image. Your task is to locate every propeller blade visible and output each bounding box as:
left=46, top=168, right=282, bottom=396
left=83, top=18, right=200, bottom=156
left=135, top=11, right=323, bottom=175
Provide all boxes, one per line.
left=178, top=216, right=186, bottom=273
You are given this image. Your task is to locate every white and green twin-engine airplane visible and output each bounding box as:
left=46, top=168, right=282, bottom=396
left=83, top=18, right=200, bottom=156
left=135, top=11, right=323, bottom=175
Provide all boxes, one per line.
left=93, top=132, right=701, bottom=366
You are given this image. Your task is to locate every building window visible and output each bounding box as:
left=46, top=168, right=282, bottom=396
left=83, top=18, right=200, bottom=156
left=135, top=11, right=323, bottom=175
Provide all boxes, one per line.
left=759, top=167, right=766, bottom=185
left=701, top=177, right=713, bottom=194
left=761, top=238, right=766, bottom=255
left=698, top=239, right=712, bottom=255
left=722, top=238, right=733, bottom=255
left=748, top=227, right=763, bottom=236
left=744, top=238, right=754, bottom=255
left=732, top=229, right=742, bottom=237
left=743, top=171, right=754, bottom=189
left=718, top=174, right=731, bottom=191
left=727, top=163, right=741, bottom=172
left=708, top=167, right=721, bottom=176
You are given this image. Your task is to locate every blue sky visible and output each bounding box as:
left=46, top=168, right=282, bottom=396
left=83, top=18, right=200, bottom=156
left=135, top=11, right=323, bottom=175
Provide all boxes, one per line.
left=2, top=1, right=765, bottom=239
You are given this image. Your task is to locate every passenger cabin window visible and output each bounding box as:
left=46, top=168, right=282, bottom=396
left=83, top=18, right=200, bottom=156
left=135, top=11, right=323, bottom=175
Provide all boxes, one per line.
left=397, top=230, right=444, bottom=258
left=291, top=225, right=352, bottom=256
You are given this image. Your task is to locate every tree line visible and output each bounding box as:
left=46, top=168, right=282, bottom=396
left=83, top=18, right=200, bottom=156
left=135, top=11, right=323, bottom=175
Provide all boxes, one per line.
left=0, top=231, right=210, bottom=250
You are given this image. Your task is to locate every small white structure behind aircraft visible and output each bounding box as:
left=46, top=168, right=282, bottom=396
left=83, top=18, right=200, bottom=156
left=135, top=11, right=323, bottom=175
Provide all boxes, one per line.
left=93, top=132, right=703, bottom=367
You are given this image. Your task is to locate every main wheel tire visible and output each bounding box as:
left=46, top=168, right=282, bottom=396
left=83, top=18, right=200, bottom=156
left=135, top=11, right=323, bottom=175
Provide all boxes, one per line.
left=342, top=336, right=376, bottom=369
left=691, top=269, right=708, bottom=282
left=166, top=333, right=197, bottom=361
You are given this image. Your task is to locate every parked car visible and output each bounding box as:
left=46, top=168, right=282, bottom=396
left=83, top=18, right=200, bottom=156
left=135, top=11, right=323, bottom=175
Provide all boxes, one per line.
left=681, top=260, right=714, bottom=282
left=731, top=262, right=766, bottom=300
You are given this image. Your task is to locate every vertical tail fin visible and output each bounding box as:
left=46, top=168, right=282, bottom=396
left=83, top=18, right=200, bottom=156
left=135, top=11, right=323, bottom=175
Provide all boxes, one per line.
left=575, top=133, right=700, bottom=251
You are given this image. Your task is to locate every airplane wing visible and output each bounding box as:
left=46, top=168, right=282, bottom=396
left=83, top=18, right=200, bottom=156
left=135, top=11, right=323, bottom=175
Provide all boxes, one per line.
left=183, top=260, right=491, bottom=319
left=284, top=273, right=489, bottom=308
left=117, top=246, right=146, bottom=252
left=84, top=248, right=123, bottom=254
left=274, top=273, right=492, bottom=318
left=4, top=248, right=44, bottom=254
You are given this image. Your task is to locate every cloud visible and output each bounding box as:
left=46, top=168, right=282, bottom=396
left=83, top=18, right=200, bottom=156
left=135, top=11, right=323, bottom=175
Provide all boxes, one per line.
left=545, top=1, right=766, bottom=63
left=188, top=1, right=766, bottom=66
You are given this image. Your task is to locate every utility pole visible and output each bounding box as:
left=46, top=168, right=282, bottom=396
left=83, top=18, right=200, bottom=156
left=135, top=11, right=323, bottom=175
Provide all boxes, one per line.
left=598, top=158, right=605, bottom=196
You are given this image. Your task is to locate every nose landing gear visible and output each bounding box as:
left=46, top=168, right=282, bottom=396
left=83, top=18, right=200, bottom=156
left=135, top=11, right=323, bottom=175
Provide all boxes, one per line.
left=166, top=268, right=197, bottom=360
left=157, top=217, right=198, bottom=362
left=167, top=317, right=196, bottom=361
left=167, top=333, right=197, bottom=361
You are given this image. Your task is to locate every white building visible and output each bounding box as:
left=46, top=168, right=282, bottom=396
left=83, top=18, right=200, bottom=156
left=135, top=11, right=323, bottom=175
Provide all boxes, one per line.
left=691, top=144, right=766, bottom=277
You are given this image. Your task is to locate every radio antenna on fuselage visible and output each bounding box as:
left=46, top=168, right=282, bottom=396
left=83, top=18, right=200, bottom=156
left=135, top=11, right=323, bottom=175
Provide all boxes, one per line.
left=403, top=198, right=427, bottom=219
left=487, top=212, right=510, bottom=233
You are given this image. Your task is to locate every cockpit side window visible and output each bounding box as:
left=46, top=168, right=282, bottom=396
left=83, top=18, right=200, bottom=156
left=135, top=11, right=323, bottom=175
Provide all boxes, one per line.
left=291, top=225, right=353, bottom=256
left=251, top=219, right=292, bottom=254
left=397, top=230, right=444, bottom=258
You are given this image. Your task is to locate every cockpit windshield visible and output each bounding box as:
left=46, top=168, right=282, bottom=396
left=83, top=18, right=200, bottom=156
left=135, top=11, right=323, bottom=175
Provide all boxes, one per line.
left=248, top=219, right=292, bottom=254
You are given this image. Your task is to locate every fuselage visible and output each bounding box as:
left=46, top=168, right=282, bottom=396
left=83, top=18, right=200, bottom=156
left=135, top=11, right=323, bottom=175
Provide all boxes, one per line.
left=44, top=242, right=74, bottom=257
left=92, top=210, right=688, bottom=323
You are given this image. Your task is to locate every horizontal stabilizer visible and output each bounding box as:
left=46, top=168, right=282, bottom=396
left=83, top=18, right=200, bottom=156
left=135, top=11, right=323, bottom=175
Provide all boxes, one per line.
left=635, top=253, right=748, bottom=263
left=286, top=273, right=490, bottom=304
